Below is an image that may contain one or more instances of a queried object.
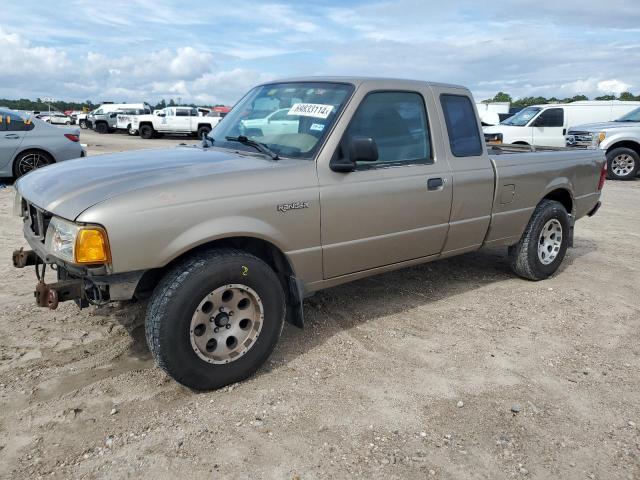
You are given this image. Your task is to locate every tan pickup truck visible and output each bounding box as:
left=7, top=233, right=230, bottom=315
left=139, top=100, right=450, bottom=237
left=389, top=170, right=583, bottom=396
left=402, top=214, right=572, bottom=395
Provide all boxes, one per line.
left=12, top=77, right=606, bottom=390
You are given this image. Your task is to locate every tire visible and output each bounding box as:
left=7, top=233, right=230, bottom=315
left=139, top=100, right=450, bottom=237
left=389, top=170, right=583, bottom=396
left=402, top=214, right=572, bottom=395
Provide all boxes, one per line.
left=13, top=150, right=54, bottom=178
left=606, top=147, right=639, bottom=181
left=508, top=199, right=570, bottom=281
left=197, top=125, right=211, bottom=140
left=95, top=122, right=109, bottom=134
left=146, top=248, right=285, bottom=390
left=79, top=120, right=87, bottom=129
left=65, top=121, right=71, bottom=125
left=127, top=125, right=137, bottom=136
left=140, top=124, right=154, bottom=139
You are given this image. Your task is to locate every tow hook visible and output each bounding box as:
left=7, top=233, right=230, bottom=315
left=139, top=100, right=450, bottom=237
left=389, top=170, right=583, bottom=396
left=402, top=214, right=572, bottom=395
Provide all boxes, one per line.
left=12, top=248, right=37, bottom=268
left=34, top=280, right=84, bottom=310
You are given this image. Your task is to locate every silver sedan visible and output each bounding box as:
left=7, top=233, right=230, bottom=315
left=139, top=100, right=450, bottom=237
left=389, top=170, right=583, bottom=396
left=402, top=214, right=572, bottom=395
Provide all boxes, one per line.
left=0, top=108, right=85, bottom=179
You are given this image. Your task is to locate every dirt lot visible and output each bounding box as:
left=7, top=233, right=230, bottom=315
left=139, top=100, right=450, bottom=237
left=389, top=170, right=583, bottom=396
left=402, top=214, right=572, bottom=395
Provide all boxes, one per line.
left=0, top=130, right=638, bottom=479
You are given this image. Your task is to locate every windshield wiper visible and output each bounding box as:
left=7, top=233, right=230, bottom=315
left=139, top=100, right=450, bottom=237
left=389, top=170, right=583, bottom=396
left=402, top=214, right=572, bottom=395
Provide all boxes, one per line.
left=225, top=135, right=279, bottom=160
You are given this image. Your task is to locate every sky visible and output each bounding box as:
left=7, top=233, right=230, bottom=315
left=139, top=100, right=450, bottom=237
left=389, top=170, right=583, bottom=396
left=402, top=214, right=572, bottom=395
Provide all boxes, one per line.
left=1, top=0, right=639, bottom=106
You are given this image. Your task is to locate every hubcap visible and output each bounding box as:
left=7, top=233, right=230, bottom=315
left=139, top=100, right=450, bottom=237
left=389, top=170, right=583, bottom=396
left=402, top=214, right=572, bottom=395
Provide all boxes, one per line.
left=538, top=219, right=563, bottom=265
left=611, top=154, right=635, bottom=177
left=17, top=153, right=51, bottom=176
left=189, top=284, right=263, bottom=364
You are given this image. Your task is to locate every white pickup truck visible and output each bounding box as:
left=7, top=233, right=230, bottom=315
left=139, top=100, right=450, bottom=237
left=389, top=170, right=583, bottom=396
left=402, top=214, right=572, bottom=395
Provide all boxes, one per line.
left=132, top=107, right=222, bottom=139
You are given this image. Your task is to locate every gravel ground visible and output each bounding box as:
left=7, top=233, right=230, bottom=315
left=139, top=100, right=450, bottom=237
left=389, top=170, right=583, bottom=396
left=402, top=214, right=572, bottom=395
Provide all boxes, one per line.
left=0, top=130, right=638, bottom=479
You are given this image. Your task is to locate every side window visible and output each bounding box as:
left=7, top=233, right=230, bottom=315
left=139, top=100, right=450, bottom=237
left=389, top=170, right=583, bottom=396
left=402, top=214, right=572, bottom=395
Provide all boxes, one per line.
left=0, top=110, right=7, bottom=131
left=536, top=108, right=564, bottom=127
left=440, top=94, right=483, bottom=157
left=5, top=111, right=34, bottom=132
left=345, top=91, right=431, bottom=165
left=175, top=109, right=189, bottom=117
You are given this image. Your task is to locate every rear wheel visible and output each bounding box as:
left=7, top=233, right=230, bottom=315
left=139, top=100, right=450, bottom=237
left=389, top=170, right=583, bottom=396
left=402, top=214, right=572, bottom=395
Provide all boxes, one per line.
left=127, top=125, right=137, bottom=136
left=606, top=147, right=639, bottom=180
left=197, top=125, right=211, bottom=140
left=79, top=120, right=87, bottom=129
left=146, top=248, right=285, bottom=390
left=13, top=150, right=54, bottom=178
left=95, top=122, right=109, bottom=134
left=65, top=121, right=71, bottom=125
left=508, top=199, right=570, bottom=280
left=140, top=124, right=154, bottom=139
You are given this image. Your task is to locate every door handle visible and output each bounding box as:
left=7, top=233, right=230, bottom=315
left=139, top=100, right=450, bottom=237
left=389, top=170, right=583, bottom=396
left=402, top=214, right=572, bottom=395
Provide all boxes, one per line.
left=427, top=177, right=444, bottom=190
left=5, top=134, right=20, bottom=139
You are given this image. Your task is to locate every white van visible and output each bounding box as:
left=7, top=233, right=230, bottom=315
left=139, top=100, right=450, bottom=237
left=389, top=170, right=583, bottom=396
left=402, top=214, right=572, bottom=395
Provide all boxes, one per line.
left=475, top=102, right=510, bottom=126
left=483, top=101, right=640, bottom=147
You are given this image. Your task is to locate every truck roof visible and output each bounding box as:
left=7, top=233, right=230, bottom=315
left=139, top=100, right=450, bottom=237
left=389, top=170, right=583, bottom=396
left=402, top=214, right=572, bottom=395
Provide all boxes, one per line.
left=256, top=76, right=468, bottom=91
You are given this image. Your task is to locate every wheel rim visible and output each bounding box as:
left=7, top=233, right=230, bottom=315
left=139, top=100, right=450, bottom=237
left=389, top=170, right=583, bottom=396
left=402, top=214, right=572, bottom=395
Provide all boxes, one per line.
left=190, top=284, right=264, bottom=364
left=611, top=154, right=635, bottom=177
left=538, top=219, right=563, bottom=265
left=17, top=153, right=51, bottom=176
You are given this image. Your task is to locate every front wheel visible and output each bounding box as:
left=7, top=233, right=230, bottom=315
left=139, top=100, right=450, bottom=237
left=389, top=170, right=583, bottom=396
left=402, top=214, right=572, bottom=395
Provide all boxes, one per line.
left=95, top=122, right=109, bottom=134
left=197, top=126, right=211, bottom=140
left=79, top=120, right=87, bottom=129
left=606, top=147, right=639, bottom=180
left=508, top=199, right=570, bottom=281
left=146, top=248, right=285, bottom=390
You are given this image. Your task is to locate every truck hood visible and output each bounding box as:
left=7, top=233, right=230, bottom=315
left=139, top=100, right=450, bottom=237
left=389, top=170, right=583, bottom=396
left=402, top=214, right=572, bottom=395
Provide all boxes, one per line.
left=16, top=146, right=289, bottom=220
left=569, top=121, right=640, bottom=133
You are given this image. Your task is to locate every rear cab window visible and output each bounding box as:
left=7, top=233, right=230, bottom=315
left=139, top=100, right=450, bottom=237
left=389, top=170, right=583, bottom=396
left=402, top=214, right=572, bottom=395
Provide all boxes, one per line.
left=440, top=94, right=483, bottom=157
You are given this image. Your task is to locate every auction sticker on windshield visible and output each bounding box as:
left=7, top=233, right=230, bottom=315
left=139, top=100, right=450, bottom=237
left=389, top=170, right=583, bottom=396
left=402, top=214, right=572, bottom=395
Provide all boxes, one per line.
left=288, top=103, right=333, bottom=119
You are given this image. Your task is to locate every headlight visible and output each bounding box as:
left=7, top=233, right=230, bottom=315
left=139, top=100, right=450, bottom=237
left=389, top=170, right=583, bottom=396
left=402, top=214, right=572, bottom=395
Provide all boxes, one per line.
left=45, top=217, right=111, bottom=264
left=12, top=191, right=23, bottom=217
left=484, top=133, right=503, bottom=144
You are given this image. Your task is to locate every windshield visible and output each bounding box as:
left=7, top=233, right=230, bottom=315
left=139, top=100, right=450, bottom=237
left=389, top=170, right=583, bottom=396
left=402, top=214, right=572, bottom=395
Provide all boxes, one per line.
left=615, top=107, right=640, bottom=122
left=209, top=82, right=354, bottom=159
left=501, top=107, right=542, bottom=126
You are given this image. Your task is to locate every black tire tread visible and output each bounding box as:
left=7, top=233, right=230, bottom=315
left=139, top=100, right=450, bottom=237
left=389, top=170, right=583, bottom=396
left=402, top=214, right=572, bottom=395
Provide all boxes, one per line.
left=145, top=248, right=284, bottom=388
left=606, top=147, right=639, bottom=181
left=508, top=199, right=568, bottom=281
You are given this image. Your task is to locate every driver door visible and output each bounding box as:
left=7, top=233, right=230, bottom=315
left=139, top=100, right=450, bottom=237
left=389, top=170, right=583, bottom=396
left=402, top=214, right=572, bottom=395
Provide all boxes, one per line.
left=0, top=110, right=28, bottom=172
left=532, top=108, right=565, bottom=146
left=318, top=90, right=452, bottom=278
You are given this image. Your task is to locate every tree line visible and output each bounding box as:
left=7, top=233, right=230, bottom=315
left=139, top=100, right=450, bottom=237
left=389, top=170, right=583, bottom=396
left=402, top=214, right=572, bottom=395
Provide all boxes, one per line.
left=484, top=91, right=640, bottom=107
left=0, top=97, right=227, bottom=112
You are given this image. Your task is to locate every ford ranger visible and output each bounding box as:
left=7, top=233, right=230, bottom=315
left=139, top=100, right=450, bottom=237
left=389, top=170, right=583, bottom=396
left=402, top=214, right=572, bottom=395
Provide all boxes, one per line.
left=11, top=77, right=606, bottom=390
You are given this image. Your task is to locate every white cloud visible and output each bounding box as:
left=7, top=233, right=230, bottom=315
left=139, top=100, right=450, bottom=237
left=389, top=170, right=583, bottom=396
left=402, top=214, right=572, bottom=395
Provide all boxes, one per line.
left=597, top=79, right=633, bottom=95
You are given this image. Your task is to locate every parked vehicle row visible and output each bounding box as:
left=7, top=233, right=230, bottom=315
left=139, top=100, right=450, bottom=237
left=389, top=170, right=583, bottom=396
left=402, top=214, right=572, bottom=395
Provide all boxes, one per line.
left=483, top=100, right=640, bottom=180
left=12, top=77, right=605, bottom=390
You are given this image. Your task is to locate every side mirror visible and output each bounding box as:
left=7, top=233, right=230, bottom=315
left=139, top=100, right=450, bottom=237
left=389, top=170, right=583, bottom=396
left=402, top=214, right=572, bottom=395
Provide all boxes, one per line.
left=349, top=136, right=378, bottom=162
left=330, top=136, right=378, bottom=173
left=157, top=113, right=166, bottom=117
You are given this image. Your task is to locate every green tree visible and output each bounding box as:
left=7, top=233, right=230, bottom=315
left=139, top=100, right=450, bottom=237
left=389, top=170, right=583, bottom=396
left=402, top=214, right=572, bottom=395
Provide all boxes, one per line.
left=484, top=91, right=512, bottom=103
left=595, top=94, right=616, bottom=101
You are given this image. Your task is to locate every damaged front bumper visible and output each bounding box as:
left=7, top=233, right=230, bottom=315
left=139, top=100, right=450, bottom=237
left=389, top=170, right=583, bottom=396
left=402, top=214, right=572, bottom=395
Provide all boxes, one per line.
left=13, top=220, right=144, bottom=310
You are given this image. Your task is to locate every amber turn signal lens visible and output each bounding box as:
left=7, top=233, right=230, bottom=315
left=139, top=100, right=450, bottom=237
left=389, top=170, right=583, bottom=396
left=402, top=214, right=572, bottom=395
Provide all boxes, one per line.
left=75, top=228, right=110, bottom=264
